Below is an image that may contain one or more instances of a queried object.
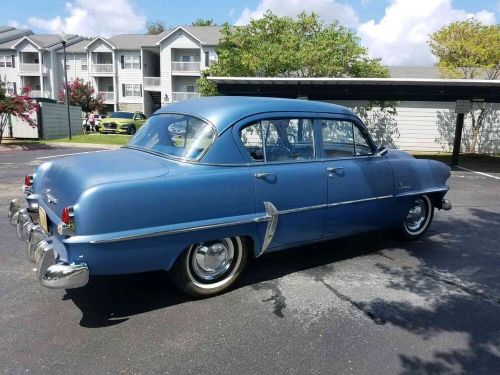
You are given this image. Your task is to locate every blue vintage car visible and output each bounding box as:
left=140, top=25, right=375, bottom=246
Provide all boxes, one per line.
left=8, top=97, right=452, bottom=297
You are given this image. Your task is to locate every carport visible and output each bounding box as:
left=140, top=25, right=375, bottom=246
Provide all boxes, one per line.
left=208, top=77, right=500, bottom=165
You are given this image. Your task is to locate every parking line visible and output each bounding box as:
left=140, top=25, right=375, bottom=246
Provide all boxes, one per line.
left=36, top=150, right=110, bottom=160
left=455, top=166, right=500, bottom=180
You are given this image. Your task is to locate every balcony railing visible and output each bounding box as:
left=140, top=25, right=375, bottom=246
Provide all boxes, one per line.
left=29, top=90, right=50, bottom=98
left=171, top=62, right=200, bottom=72
left=19, top=63, right=45, bottom=73
left=172, top=92, right=200, bottom=102
left=91, top=64, right=113, bottom=73
left=143, top=77, right=161, bottom=87
left=99, top=91, right=114, bottom=101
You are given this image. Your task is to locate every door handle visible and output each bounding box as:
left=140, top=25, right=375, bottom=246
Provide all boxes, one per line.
left=327, top=167, right=344, bottom=173
left=255, top=172, right=276, bottom=179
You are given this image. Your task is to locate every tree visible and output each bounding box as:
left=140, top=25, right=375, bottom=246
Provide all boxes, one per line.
left=198, top=11, right=389, bottom=95
left=0, top=80, right=40, bottom=144
left=192, top=18, right=216, bottom=26
left=429, top=19, right=500, bottom=152
left=59, top=78, right=104, bottom=119
left=146, top=20, right=166, bottom=35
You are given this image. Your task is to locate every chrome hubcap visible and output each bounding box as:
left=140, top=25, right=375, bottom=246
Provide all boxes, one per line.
left=191, top=239, right=234, bottom=281
left=405, top=198, right=428, bottom=232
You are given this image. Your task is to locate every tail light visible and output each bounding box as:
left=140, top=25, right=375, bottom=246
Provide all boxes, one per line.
left=62, top=207, right=71, bottom=225
left=58, top=206, right=75, bottom=236
left=23, top=175, right=34, bottom=194
left=24, top=175, right=33, bottom=186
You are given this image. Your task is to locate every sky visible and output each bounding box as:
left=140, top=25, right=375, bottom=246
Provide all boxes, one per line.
left=2, top=0, right=499, bottom=66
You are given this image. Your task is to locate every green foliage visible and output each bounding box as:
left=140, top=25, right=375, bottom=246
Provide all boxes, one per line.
left=192, top=18, right=216, bottom=26
left=429, top=19, right=500, bottom=79
left=198, top=11, right=389, bottom=96
left=429, top=20, right=500, bottom=152
left=146, top=20, right=166, bottom=35
left=0, top=79, right=40, bottom=144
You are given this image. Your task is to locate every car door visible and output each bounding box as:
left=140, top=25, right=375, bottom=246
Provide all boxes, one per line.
left=134, top=113, right=147, bottom=128
left=320, top=116, right=394, bottom=238
left=236, top=114, right=327, bottom=251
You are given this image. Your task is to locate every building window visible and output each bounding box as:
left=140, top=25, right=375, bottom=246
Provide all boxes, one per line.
left=124, top=84, right=142, bottom=97
left=81, top=58, right=88, bottom=70
left=0, top=55, right=13, bottom=68
left=186, top=85, right=195, bottom=93
left=124, top=55, right=140, bottom=69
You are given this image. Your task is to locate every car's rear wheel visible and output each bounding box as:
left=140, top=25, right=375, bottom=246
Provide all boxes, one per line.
left=170, top=236, right=249, bottom=298
left=127, top=125, right=136, bottom=135
left=398, top=194, right=434, bottom=240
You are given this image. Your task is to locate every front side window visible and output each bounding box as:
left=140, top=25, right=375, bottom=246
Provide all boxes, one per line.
left=127, top=114, right=215, bottom=161
left=321, top=119, right=373, bottom=158
left=240, top=118, right=315, bottom=163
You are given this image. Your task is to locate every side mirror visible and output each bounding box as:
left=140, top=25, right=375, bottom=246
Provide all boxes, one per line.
left=377, top=146, right=388, bottom=156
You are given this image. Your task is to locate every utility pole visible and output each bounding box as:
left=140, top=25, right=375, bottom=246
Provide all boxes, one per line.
left=60, top=33, right=72, bottom=139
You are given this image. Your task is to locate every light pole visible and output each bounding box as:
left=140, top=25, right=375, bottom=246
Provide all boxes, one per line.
left=60, top=33, right=72, bottom=139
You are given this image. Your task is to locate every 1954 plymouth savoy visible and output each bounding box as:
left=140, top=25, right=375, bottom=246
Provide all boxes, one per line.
left=8, top=97, right=452, bottom=297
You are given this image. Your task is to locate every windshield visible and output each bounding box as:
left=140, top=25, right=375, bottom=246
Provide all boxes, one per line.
left=109, top=112, right=134, bottom=119
left=126, top=114, right=216, bottom=161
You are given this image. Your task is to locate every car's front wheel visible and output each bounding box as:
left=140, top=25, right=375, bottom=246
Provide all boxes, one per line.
left=170, top=236, right=249, bottom=297
left=127, top=125, right=136, bottom=135
left=398, top=194, right=434, bottom=240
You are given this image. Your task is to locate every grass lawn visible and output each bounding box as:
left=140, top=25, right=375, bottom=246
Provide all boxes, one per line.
left=48, top=133, right=132, bottom=145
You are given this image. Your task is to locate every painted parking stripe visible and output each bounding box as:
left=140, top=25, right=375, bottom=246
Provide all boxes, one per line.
left=455, top=166, right=500, bottom=180
left=36, top=150, right=110, bottom=160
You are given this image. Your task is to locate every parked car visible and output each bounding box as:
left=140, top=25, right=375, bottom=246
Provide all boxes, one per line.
left=98, top=111, right=147, bottom=135
left=8, top=97, right=452, bottom=297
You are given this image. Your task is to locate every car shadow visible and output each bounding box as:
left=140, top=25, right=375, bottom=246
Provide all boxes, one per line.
left=63, top=230, right=397, bottom=328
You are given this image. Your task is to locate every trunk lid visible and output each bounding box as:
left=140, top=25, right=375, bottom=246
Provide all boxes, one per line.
left=38, top=148, right=169, bottom=211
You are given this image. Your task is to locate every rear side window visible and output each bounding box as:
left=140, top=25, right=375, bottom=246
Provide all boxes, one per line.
left=240, top=118, right=315, bottom=162
left=321, top=119, right=373, bottom=158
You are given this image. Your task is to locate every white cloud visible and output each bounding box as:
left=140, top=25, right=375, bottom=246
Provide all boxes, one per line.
left=358, top=0, right=496, bottom=66
left=20, top=0, right=146, bottom=37
left=235, top=0, right=359, bottom=28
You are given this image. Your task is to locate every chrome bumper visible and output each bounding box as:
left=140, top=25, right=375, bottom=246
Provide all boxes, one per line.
left=8, top=199, right=89, bottom=289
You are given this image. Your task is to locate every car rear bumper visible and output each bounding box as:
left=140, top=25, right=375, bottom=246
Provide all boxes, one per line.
left=8, top=199, right=89, bottom=289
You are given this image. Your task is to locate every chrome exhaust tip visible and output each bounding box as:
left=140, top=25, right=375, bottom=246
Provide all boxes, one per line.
left=442, top=199, right=452, bottom=211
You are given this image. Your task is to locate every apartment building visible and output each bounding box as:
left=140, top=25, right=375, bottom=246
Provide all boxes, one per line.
left=0, top=26, right=222, bottom=116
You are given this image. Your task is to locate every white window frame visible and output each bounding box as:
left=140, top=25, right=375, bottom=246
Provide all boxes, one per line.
left=81, top=57, right=88, bottom=70
left=124, top=83, right=141, bottom=97
left=124, top=55, right=140, bottom=69
left=0, top=55, right=13, bottom=68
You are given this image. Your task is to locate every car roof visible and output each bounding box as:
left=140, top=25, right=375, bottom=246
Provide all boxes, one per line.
left=156, top=96, right=357, bottom=133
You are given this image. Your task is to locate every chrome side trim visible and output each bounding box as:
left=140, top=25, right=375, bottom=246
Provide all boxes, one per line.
left=90, top=216, right=262, bottom=244
left=279, top=204, right=327, bottom=215
left=395, top=187, right=448, bottom=198
left=327, top=195, right=393, bottom=207
left=256, top=202, right=279, bottom=258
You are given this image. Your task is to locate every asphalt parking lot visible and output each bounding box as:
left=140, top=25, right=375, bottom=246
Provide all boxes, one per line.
left=1, top=146, right=499, bottom=374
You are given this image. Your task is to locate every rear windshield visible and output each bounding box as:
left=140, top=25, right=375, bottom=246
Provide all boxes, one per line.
left=126, top=114, right=216, bottom=161
left=109, top=112, right=134, bottom=119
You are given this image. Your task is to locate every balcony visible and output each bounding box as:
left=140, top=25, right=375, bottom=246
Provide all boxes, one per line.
left=143, top=77, right=161, bottom=91
left=29, top=90, right=50, bottom=98
left=172, top=92, right=200, bottom=102
left=91, top=64, right=114, bottom=74
left=99, top=91, right=114, bottom=101
left=19, top=63, right=47, bottom=74
left=171, top=62, right=200, bottom=73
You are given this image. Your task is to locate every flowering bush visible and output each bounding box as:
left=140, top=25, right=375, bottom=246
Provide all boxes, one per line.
left=59, top=77, right=104, bottom=116
left=0, top=81, right=40, bottom=144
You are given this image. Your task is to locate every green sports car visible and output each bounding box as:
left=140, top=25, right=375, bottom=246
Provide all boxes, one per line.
left=98, top=111, right=147, bottom=135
